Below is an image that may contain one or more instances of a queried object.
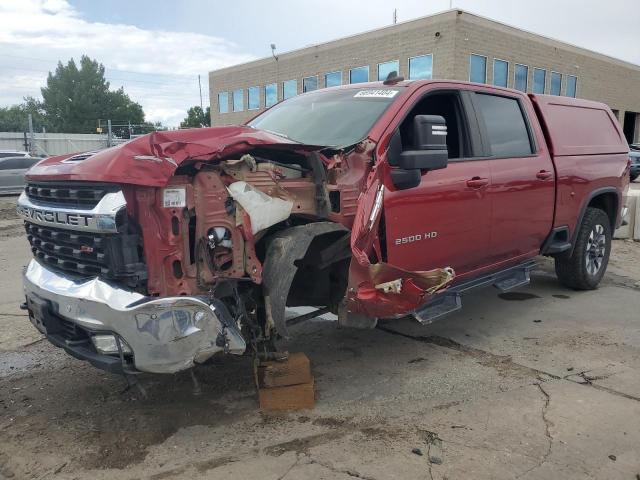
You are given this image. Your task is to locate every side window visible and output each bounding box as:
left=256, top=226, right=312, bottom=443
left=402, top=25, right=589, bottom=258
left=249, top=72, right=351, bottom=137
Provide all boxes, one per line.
left=398, top=92, right=470, bottom=159
left=0, top=158, right=23, bottom=169
left=474, top=93, right=533, bottom=157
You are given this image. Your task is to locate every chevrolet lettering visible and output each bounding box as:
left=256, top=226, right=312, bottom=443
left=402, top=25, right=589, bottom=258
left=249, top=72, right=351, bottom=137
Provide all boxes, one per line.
left=17, top=205, right=93, bottom=228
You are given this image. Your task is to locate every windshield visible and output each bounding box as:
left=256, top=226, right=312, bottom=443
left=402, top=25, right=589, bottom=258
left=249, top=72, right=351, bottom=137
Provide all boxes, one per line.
left=247, top=88, right=401, bottom=147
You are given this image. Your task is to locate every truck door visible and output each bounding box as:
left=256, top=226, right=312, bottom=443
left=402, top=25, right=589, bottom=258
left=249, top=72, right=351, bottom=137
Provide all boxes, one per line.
left=472, top=91, right=555, bottom=264
left=381, top=88, right=492, bottom=280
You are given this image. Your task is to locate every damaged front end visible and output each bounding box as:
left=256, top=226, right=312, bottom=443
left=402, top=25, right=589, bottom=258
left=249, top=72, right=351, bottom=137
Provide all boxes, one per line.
left=21, top=124, right=454, bottom=375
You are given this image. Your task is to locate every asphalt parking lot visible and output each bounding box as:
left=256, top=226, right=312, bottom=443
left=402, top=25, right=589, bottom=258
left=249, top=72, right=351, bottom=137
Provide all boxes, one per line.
left=1, top=194, right=640, bottom=480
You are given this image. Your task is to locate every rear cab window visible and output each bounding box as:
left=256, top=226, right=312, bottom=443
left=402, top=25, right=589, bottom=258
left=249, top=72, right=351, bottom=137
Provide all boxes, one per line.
left=474, top=93, right=534, bottom=157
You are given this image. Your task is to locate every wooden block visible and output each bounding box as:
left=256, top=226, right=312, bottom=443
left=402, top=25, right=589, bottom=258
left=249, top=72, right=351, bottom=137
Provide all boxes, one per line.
left=255, top=352, right=312, bottom=388
left=258, top=378, right=315, bottom=411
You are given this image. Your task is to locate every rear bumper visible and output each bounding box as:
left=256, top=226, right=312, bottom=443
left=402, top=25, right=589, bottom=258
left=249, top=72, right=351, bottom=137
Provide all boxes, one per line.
left=23, top=260, right=246, bottom=374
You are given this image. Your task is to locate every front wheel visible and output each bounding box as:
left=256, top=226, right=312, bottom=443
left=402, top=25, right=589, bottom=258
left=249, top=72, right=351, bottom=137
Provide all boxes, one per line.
left=555, top=207, right=612, bottom=290
left=631, top=173, right=639, bottom=182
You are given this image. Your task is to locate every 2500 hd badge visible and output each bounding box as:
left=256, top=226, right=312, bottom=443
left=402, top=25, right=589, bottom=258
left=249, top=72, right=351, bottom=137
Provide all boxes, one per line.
left=394, top=232, right=438, bottom=245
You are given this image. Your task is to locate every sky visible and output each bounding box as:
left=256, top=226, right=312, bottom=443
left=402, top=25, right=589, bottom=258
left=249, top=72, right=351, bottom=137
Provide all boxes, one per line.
left=0, top=0, right=639, bottom=128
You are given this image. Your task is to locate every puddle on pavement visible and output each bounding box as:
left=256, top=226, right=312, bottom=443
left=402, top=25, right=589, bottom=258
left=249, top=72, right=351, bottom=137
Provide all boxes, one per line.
left=498, top=292, right=541, bottom=301
left=552, top=294, right=571, bottom=299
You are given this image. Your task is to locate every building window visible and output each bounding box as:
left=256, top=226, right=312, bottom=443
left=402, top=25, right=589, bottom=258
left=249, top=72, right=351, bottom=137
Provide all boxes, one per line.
left=469, top=54, right=487, bottom=84
left=378, top=60, right=399, bottom=81
left=283, top=79, right=297, bottom=100
left=493, top=59, right=508, bottom=87
left=550, top=72, right=562, bottom=95
left=514, top=64, right=528, bottom=92
left=533, top=68, right=546, bottom=94
left=218, top=92, right=229, bottom=114
left=324, top=71, right=342, bottom=88
left=475, top=93, right=533, bottom=157
left=264, top=83, right=277, bottom=108
left=303, top=75, right=318, bottom=93
left=408, top=54, right=433, bottom=80
left=349, top=66, right=369, bottom=84
left=232, top=89, right=243, bottom=112
left=566, top=75, right=577, bottom=98
left=247, top=86, right=260, bottom=110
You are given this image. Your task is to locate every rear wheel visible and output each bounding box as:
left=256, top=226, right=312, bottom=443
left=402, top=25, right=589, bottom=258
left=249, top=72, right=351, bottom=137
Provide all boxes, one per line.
left=631, top=173, right=638, bottom=182
left=555, top=207, right=611, bottom=290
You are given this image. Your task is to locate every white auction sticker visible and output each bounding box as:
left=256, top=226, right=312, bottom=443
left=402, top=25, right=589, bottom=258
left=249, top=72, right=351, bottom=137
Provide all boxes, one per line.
left=354, top=90, right=399, bottom=98
left=163, top=188, right=186, bottom=208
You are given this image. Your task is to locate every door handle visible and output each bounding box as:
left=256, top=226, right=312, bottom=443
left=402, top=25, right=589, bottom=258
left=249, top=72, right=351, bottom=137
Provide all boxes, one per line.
left=536, top=170, right=553, bottom=180
left=466, top=177, right=489, bottom=188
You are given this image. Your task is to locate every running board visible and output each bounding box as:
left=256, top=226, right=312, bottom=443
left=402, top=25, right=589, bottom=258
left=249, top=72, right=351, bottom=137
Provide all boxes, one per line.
left=412, top=260, right=537, bottom=325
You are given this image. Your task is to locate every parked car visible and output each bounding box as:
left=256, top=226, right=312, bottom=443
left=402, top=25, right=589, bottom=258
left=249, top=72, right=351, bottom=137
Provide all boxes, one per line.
left=17, top=79, right=630, bottom=377
left=0, top=156, right=42, bottom=194
left=630, top=144, right=640, bottom=181
left=0, top=150, right=29, bottom=159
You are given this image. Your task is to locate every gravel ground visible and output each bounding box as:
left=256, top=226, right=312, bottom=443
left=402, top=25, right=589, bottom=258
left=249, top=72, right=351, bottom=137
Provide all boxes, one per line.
left=1, top=193, right=640, bottom=479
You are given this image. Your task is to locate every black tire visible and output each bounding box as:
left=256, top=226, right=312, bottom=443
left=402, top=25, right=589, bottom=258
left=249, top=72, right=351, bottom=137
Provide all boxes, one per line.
left=555, top=207, right=611, bottom=290
left=631, top=174, right=639, bottom=182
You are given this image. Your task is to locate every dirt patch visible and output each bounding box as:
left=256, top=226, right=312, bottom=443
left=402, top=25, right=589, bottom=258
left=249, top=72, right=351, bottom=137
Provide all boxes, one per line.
left=0, top=196, right=19, bottom=221
left=0, top=346, right=257, bottom=472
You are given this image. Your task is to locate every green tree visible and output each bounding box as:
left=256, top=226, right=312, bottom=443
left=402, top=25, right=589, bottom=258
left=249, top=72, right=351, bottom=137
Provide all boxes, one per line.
left=180, top=106, right=211, bottom=128
left=0, top=97, right=48, bottom=132
left=40, top=56, right=145, bottom=133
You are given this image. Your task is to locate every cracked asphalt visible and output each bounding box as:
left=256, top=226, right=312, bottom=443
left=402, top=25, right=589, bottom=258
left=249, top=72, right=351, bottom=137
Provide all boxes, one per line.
left=1, top=194, right=640, bottom=479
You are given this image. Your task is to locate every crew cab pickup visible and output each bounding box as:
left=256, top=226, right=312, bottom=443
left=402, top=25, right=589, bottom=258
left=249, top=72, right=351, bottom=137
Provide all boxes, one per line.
left=18, top=79, right=630, bottom=375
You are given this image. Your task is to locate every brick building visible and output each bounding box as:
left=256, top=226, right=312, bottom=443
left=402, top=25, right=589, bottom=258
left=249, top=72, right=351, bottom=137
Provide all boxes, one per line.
left=209, top=9, right=640, bottom=143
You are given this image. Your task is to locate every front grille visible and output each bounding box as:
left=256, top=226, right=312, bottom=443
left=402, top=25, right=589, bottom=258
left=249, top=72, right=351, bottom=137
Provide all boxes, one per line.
left=26, top=223, right=109, bottom=276
left=25, top=182, right=117, bottom=209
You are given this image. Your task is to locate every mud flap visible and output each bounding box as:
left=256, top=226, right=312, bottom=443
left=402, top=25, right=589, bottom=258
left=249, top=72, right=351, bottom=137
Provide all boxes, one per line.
left=262, top=222, right=348, bottom=338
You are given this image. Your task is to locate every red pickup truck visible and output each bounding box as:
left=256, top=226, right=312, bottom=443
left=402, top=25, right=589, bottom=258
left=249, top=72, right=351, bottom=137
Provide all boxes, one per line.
left=18, top=78, right=631, bottom=376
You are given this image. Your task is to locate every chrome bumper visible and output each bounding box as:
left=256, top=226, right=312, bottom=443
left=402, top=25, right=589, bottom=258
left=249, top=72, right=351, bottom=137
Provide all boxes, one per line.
left=23, top=260, right=246, bottom=374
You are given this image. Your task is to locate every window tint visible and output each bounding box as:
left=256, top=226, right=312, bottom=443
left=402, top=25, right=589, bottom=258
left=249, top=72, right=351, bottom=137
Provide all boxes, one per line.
left=218, top=92, right=229, bottom=113
left=349, top=66, right=369, bottom=84
left=283, top=79, right=297, bottom=99
left=514, top=64, right=528, bottom=92
left=475, top=94, right=533, bottom=157
left=469, top=54, right=487, bottom=83
left=232, top=89, right=243, bottom=112
left=533, top=68, right=546, bottom=94
left=378, top=60, right=399, bottom=81
left=248, top=88, right=398, bottom=147
left=265, top=83, right=277, bottom=107
left=550, top=72, right=562, bottom=95
left=324, top=71, right=341, bottom=88
left=0, top=158, right=37, bottom=169
left=566, top=75, right=577, bottom=98
left=247, top=86, right=260, bottom=110
left=408, top=54, right=433, bottom=80
left=493, top=59, right=508, bottom=87
left=303, top=76, right=318, bottom=93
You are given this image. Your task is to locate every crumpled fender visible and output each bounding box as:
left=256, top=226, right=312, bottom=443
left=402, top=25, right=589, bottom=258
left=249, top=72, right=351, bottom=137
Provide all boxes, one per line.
left=346, top=163, right=455, bottom=319
left=262, top=222, right=348, bottom=338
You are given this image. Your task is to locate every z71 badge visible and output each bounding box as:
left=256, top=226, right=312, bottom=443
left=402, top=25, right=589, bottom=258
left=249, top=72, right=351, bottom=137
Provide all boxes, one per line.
left=394, top=232, right=438, bottom=245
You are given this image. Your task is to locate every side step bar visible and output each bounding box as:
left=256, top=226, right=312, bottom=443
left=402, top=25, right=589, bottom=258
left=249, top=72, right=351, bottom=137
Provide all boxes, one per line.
left=413, top=260, right=537, bottom=325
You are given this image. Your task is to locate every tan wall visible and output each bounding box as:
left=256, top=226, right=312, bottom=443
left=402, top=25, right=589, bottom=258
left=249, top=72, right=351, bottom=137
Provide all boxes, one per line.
left=209, top=10, right=640, bottom=142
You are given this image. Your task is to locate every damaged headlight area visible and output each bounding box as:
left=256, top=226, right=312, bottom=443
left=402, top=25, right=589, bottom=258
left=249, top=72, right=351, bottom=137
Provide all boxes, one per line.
left=91, top=334, right=133, bottom=355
